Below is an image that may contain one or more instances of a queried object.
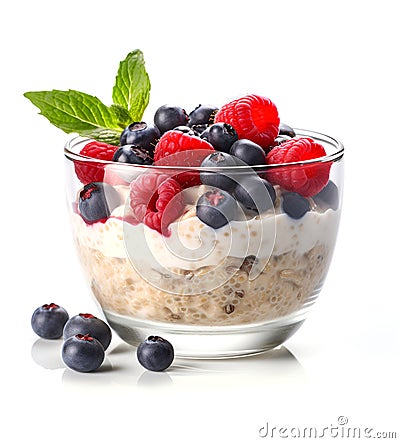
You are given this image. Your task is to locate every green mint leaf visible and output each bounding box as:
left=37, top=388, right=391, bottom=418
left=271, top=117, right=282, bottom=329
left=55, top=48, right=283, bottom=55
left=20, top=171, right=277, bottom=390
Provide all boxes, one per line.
left=109, top=104, right=133, bottom=128
left=112, top=49, right=150, bottom=121
left=23, top=90, right=121, bottom=144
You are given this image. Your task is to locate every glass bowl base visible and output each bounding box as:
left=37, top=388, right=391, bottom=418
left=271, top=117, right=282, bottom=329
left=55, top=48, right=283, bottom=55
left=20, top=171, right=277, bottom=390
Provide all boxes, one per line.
left=103, top=309, right=306, bottom=359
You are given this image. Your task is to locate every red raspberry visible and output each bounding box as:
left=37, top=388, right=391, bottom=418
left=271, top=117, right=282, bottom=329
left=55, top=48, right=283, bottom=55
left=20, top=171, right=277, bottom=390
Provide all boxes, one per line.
left=154, top=130, right=214, bottom=161
left=266, top=137, right=331, bottom=197
left=214, top=94, right=280, bottom=149
left=154, top=131, right=214, bottom=188
left=74, top=141, right=119, bottom=184
left=129, top=173, right=184, bottom=235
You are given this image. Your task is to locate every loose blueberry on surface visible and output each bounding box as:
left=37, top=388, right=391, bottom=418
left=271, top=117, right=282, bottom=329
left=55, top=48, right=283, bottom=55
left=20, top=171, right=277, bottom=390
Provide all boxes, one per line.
left=112, top=145, right=154, bottom=165
left=63, top=313, right=112, bottom=350
left=31, top=303, right=69, bottom=339
left=234, top=176, right=276, bottom=213
left=154, top=105, right=189, bottom=134
left=229, top=139, right=266, bottom=166
left=282, top=192, right=310, bottom=219
left=196, top=189, right=237, bottom=229
left=187, top=104, right=218, bottom=126
left=200, top=152, right=238, bottom=191
left=120, top=122, right=160, bottom=153
left=62, top=334, right=105, bottom=373
left=205, top=123, right=238, bottom=153
left=312, top=180, right=339, bottom=210
left=78, top=182, right=121, bottom=224
left=137, top=336, right=174, bottom=372
left=279, top=123, right=296, bottom=138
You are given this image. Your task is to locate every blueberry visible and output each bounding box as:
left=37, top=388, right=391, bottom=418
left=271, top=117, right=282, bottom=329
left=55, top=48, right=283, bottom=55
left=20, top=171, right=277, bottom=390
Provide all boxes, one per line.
left=154, top=105, right=189, bottom=134
left=200, top=152, right=238, bottom=191
left=187, top=104, right=218, bottom=126
left=196, top=189, right=237, bottom=229
left=137, top=336, right=174, bottom=372
left=279, top=123, right=296, bottom=138
left=230, top=139, right=266, bottom=166
left=63, top=313, right=112, bottom=350
left=200, top=126, right=211, bottom=142
left=31, top=303, right=69, bottom=339
left=120, top=122, right=160, bottom=153
left=313, top=180, right=339, bottom=210
left=273, top=135, right=292, bottom=146
left=191, top=124, right=208, bottom=136
left=113, top=145, right=153, bottom=165
left=172, top=125, right=196, bottom=135
left=203, top=123, right=238, bottom=152
left=78, top=182, right=121, bottom=224
left=282, top=192, right=310, bottom=219
left=62, top=334, right=105, bottom=372
left=234, top=177, right=276, bottom=213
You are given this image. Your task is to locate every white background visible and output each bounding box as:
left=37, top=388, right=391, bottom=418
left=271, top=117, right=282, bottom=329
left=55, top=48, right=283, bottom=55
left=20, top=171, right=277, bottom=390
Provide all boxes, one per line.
left=1, top=0, right=399, bottom=441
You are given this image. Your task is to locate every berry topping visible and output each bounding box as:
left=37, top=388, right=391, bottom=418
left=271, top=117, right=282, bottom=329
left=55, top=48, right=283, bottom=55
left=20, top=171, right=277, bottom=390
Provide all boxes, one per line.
left=200, top=152, right=238, bottom=191
left=229, top=139, right=266, bottom=166
left=234, top=176, right=276, bottom=213
left=62, top=334, right=105, bottom=373
left=119, top=122, right=160, bottom=153
left=281, top=192, right=310, bottom=219
left=279, top=123, right=296, bottom=138
left=196, top=189, right=237, bottom=229
left=137, top=336, right=174, bottom=372
left=112, top=145, right=154, bottom=165
left=129, top=173, right=184, bottom=234
left=63, top=313, right=112, bottom=350
left=31, top=304, right=69, bottom=339
left=154, top=130, right=214, bottom=163
left=266, top=137, right=331, bottom=197
left=214, top=94, right=280, bottom=148
left=312, top=180, right=339, bottom=210
left=154, top=105, right=189, bottom=134
left=78, top=182, right=121, bottom=224
left=203, top=122, right=238, bottom=153
left=75, top=141, right=118, bottom=184
left=188, top=104, right=218, bottom=126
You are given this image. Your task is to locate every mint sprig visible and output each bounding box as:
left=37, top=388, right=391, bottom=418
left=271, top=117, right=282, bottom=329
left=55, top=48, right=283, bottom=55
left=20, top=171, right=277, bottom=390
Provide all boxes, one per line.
left=112, top=50, right=150, bottom=122
left=23, top=49, right=150, bottom=145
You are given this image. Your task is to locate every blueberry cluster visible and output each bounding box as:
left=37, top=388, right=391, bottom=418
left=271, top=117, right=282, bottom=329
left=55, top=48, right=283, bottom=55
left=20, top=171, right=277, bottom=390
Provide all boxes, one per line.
left=192, top=123, right=339, bottom=228
left=31, top=304, right=174, bottom=372
left=62, top=313, right=111, bottom=372
left=195, top=127, right=279, bottom=228
left=114, top=104, right=218, bottom=166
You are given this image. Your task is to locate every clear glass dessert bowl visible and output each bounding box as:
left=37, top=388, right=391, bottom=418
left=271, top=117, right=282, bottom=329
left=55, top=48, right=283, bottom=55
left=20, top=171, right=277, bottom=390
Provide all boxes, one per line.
left=64, top=129, right=344, bottom=358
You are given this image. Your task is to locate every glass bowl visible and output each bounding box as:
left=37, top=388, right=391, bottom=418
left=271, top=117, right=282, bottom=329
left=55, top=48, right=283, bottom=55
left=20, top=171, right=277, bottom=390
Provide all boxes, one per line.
left=64, top=130, right=344, bottom=358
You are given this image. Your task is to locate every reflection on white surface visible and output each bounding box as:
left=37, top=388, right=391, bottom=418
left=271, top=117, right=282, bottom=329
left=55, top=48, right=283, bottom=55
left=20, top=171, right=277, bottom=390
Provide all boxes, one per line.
left=31, top=337, right=305, bottom=389
left=31, top=338, right=64, bottom=370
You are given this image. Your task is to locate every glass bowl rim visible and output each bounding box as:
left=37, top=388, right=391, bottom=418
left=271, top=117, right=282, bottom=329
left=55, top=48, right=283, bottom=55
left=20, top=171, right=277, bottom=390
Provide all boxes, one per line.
left=64, top=128, right=344, bottom=171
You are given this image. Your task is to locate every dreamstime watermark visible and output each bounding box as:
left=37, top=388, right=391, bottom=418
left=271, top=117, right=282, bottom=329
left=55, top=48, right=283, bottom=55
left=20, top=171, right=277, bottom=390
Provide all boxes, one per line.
left=259, top=416, right=397, bottom=439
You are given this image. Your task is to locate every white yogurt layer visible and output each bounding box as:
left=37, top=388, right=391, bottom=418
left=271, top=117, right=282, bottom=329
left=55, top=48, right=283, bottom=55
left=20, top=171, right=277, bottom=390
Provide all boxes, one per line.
left=71, top=194, right=341, bottom=271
